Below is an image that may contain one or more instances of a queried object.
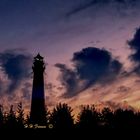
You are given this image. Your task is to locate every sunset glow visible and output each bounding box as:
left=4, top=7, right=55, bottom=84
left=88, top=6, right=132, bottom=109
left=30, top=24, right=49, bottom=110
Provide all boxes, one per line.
left=1, top=0, right=140, bottom=116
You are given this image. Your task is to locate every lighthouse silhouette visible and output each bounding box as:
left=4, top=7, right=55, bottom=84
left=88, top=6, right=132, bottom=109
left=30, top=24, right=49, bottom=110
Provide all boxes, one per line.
left=30, top=53, right=46, bottom=125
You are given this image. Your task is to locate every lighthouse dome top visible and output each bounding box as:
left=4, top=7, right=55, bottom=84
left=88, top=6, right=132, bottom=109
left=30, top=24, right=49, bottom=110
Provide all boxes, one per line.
left=34, top=53, right=44, bottom=60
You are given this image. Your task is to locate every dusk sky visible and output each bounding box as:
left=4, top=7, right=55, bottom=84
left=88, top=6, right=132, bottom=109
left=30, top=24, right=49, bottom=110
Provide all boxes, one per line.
left=1, top=0, right=140, bottom=114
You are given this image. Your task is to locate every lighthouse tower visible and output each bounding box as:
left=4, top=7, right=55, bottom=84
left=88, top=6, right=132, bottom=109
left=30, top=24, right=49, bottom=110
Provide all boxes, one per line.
left=30, top=53, right=46, bottom=125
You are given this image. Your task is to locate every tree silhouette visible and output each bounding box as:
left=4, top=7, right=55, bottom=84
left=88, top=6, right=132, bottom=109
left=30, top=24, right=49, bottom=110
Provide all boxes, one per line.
left=0, top=105, right=4, bottom=128
left=0, top=103, right=140, bottom=129
left=135, top=111, right=140, bottom=128
left=101, top=107, right=114, bottom=128
left=77, top=105, right=100, bottom=129
left=49, top=103, right=74, bottom=129
left=24, top=114, right=31, bottom=128
left=16, top=102, right=25, bottom=128
left=5, top=105, right=17, bottom=128
left=114, top=108, right=135, bottom=129
left=45, top=106, right=50, bottom=128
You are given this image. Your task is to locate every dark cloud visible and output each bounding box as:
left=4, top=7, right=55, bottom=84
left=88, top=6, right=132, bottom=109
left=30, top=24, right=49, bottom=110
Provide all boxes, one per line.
left=72, top=47, right=122, bottom=83
left=135, top=79, right=140, bottom=83
left=21, top=82, right=32, bottom=99
left=45, top=83, right=57, bottom=95
left=116, top=86, right=131, bottom=93
left=100, top=101, right=135, bottom=111
left=55, top=47, right=122, bottom=98
left=128, top=27, right=140, bottom=74
left=55, top=63, right=81, bottom=98
left=66, top=0, right=98, bottom=17
left=66, top=0, right=137, bottom=17
left=0, top=49, right=32, bottom=93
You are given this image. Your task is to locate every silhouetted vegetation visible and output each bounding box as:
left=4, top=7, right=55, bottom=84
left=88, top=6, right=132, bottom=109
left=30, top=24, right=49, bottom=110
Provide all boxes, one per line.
left=76, top=105, right=100, bottom=129
left=4, top=105, right=17, bottom=128
left=0, top=105, right=4, bottom=128
left=16, top=102, right=25, bottom=128
left=49, top=103, right=74, bottom=129
left=1, top=103, right=140, bottom=129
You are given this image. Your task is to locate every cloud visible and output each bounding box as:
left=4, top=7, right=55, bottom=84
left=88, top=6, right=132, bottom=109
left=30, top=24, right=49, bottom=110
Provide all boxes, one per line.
left=72, top=47, right=122, bottom=83
left=128, top=27, right=140, bottom=74
left=55, top=63, right=81, bottom=98
left=21, top=82, right=32, bottom=99
left=99, top=100, right=135, bottom=111
left=66, top=0, right=137, bottom=17
left=0, top=49, right=32, bottom=93
left=66, top=0, right=98, bottom=17
left=55, top=47, right=122, bottom=98
left=116, top=86, right=131, bottom=93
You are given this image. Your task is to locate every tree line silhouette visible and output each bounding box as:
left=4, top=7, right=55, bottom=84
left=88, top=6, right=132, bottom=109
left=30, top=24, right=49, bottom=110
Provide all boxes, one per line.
left=0, top=103, right=140, bottom=129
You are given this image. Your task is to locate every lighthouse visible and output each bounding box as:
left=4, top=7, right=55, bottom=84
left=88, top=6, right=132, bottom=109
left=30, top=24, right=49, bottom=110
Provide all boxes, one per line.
left=30, top=53, right=46, bottom=125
